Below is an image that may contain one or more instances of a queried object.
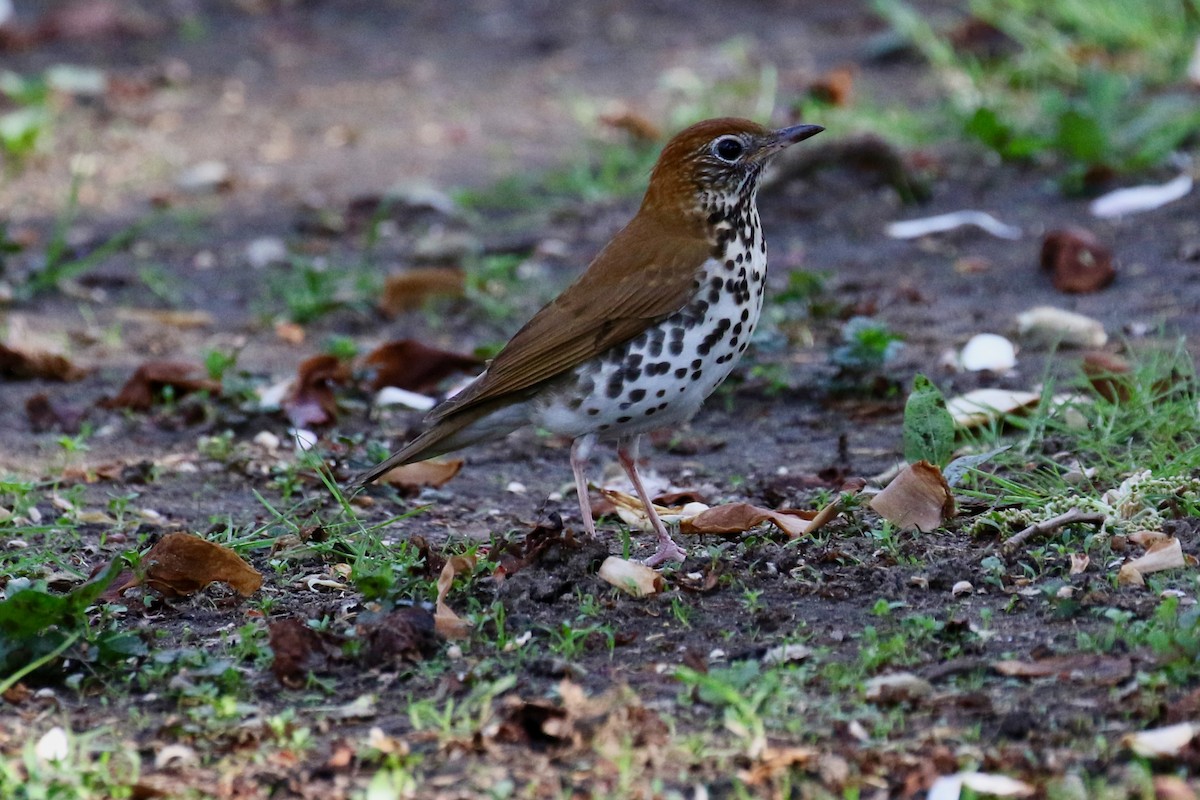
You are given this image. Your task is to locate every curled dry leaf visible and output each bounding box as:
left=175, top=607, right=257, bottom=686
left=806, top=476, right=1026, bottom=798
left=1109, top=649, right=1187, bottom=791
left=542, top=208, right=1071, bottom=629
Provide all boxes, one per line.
left=598, top=556, right=664, bottom=597
left=738, top=746, right=819, bottom=787
left=360, top=606, right=438, bottom=667
left=682, top=502, right=822, bottom=539
left=375, top=459, right=463, bottom=493
left=269, top=618, right=342, bottom=687
left=364, top=338, right=483, bottom=393
left=1015, top=306, right=1107, bottom=348
left=434, top=555, right=475, bottom=639
left=808, top=65, right=855, bottom=106
left=1123, top=722, right=1200, bottom=759
left=0, top=342, right=88, bottom=381
left=1040, top=227, right=1115, bottom=294
left=1117, top=538, right=1186, bottom=586
left=124, top=532, right=263, bottom=598
left=1082, top=351, right=1133, bottom=402
left=869, top=460, right=955, bottom=532
left=598, top=107, right=662, bottom=143
left=1090, top=173, right=1193, bottom=219
left=946, top=388, right=1040, bottom=429
left=927, top=772, right=1034, bottom=800
left=282, top=354, right=350, bottom=428
left=115, top=308, right=214, bottom=329
left=992, top=653, right=1132, bottom=684
left=1069, top=552, right=1090, bottom=575
left=101, top=361, right=219, bottom=411
left=379, top=267, right=465, bottom=316
left=886, top=210, right=1021, bottom=240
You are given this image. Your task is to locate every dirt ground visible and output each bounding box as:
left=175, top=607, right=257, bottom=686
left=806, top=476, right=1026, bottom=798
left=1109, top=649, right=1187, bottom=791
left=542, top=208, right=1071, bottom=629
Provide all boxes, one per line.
left=2, top=1, right=1200, bottom=798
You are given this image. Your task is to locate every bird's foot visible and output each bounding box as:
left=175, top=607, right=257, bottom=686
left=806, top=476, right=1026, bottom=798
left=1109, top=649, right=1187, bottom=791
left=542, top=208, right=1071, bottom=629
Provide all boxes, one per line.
left=643, top=536, right=687, bottom=568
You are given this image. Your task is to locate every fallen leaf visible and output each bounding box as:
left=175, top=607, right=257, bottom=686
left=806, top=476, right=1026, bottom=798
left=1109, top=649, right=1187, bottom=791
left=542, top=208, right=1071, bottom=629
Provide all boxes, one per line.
left=808, top=65, right=854, bottom=105
left=379, top=267, right=465, bottom=316
left=886, top=210, right=1021, bottom=240
left=0, top=342, right=87, bottom=381
left=946, top=388, right=1040, bottom=429
left=269, top=618, right=341, bottom=687
left=1090, top=173, right=1193, bottom=218
left=864, top=672, right=933, bottom=703
left=869, top=461, right=955, bottom=532
left=25, top=393, right=85, bottom=433
left=928, top=772, right=1034, bottom=800
left=738, top=745, right=819, bottom=786
left=122, top=532, right=263, bottom=598
left=282, top=354, right=350, bottom=427
left=958, top=333, right=1016, bottom=372
left=1118, top=538, right=1186, bottom=586
left=363, top=339, right=482, bottom=393
left=434, top=555, right=475, bottom=639
left=992, top=653, right=1132, bottom=684
left=598, top=556, right=664, bottom=597
left=598, top=107, right=662, bottom=142
left=1153, top=776, right=1198, bottom=800
left=1122, top=722, right=1200, bottom=758
left=681, top=502, right=822, bottom=538
left=1069, top=552, right=1090, bottom=575
left=1082, top=351, right=1133, bottom=402
left=375, top=459, right=463, bottom=492
left=101, top=361, right=219, bottom=410
left=1015, top=306, right=1107, bottom=348
left=274, top=320, right=305, bottom=345
left=1040, top=227, right=1115, bottom=293
left=114, top=308, right=214, bottom=329
left=360, top=606, right=438, bottom=666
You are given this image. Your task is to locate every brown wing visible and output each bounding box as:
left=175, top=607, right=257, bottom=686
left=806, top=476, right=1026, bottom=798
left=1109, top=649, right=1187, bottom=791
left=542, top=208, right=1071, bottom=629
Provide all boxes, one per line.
left=429, top=214, right=710, bottom=422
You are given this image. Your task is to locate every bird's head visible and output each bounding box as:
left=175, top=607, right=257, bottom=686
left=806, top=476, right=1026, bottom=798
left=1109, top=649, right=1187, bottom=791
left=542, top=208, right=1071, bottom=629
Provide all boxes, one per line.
left=641, top=117, right=823, bottom=221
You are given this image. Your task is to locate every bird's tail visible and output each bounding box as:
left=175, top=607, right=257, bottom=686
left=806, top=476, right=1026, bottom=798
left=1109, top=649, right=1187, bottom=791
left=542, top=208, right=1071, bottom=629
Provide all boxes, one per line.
left=347, top=400, right=527, bottom=490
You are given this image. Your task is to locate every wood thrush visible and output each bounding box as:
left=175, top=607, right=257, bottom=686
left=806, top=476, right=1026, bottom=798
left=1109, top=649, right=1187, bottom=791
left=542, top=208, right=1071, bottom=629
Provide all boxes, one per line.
left=352, top=117, right=823, bottom=565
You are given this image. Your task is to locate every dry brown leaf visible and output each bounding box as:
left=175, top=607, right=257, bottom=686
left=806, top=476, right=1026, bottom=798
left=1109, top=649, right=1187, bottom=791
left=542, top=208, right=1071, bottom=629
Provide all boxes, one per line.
left=682, top=502, right=819, bottom=538
left=376, top=459, right=463, bottom=491
left=274, top=320, right=306, bottom=345
left=808, top=65, right=855, bottom=105
left=115, top=308, right=214, bottom=329
left=1128, top=530, right=1170, bottom=547
left=992, top=653, right=1132, bottom=684
left=0, top=342, right=88, bottom=381
left=598, top=556, right=664, bottom=597
left=869, top=461, right=955, bottom=532
left=1040, top=227, right=1115, bottom=294
left=101, top=361, right=219, bottom=410
left=1118, top=537, right=1186, bottom=586
left=360, top=606, right=438, bottom=667
left=738, top=745, right=819, bottom=786
left=268, top=618, right=341, bottom=687
left=598, top=108, right=662, bottom=142
left=25, top=393, right=86, bottom=433
left=1069, top=552, right=1090, bottom=575
left=379, top=267, right=465, bottom=316
left=434, top=554, right=475, bottom=639
left=124, top=532, right=263, bottom=598
left=282, top=354, right=350, bottom=427
left=364, top=338, right=482, bottom=393
left=1082, top=351, right=1133, bottom=402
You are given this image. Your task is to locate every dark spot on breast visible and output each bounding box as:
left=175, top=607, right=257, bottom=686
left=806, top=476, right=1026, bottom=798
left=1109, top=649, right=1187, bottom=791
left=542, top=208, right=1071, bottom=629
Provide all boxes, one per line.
left=617, top=415, right=632, bottom=424
left=740, top=308, right=749, bottom=322
left=633, top=332, right=648, bottom=348
left=691, top=358, right=702, bottom=369
left=619, top=401, right=632, bottom=411
left=725, top=259, right=735, bottom=271
left=691, top=369, right=703, bottom=380
left=675, top=367, right=687, bottom=379
left=658, top=401, right=669, bottom=410
left=645, top=407, right=657, bottom=416
left=738, top=342, right=749, bottom=352
left=599, top=423, right=611, bottom=431
left=624, top=366, right=642, bottom=382
left=628, top=389, right=646, bottom=403
left=587, top=408, right=600, bottom=416
left=708, top=289, right=720, bottom=304
left=606, top=373, right=624, bottom=398
left=729, top=336, right=739, bottom=347
left=707, top=211, right=723, bottom=225
left=626, top=353, right=643, bottom=369
left=732, top=322, right=744, bottom=336
left=656, top=389, right=666, bottom=398
left=569, top=397, right=583, bottom=409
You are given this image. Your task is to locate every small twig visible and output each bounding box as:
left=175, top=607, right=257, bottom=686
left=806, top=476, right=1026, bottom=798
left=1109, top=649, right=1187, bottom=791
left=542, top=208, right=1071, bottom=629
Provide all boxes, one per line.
left=1001, top=508, right=1108, bottom=557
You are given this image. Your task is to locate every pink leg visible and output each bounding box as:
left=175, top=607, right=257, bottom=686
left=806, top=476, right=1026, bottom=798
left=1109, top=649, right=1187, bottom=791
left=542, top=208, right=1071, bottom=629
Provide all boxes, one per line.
left=617, top=435, right=686, bottom=567
left=570, top=435, right=597, bottom=537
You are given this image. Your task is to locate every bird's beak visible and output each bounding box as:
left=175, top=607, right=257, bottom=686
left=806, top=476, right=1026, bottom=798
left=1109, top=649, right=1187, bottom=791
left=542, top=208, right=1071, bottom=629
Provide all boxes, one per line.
left=758, top=123, right=824, bottom=158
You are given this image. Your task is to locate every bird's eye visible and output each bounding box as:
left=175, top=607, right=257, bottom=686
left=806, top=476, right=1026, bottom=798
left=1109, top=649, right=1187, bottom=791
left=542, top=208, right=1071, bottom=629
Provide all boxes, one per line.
left=713, top=136, right=745, bottom=163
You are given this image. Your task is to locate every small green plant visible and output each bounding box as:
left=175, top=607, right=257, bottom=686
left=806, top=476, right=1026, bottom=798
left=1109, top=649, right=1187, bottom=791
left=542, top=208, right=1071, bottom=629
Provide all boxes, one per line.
left=830, top=317, right=904, bottom=375
left=0, top=70, right=51, bottom=163
left=903, top=374, right=956, bottom=467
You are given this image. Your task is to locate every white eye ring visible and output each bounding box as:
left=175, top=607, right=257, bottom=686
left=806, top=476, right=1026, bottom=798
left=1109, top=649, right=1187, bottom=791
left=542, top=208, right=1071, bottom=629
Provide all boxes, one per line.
left=712, top=135, right=746, bottom=163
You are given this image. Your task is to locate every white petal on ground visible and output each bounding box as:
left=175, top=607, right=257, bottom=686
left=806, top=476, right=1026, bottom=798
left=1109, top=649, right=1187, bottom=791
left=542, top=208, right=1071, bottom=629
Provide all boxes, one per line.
left=374, top=386, right=438, bottom=411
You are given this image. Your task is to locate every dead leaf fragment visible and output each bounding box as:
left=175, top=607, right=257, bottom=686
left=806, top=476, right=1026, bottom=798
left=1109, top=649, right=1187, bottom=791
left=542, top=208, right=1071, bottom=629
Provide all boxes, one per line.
left=1118, top=538, right=1186, bottom=586
left=115, top=308, right=214, bottom=329
left=434, top=555, right=475, bottom=639
left=869, top=461, right=955, bottom=532
left=598, top=556, right=664, bottom=597
left=682, top=502, right=821, bottom=538
left=363, top=338, right=483, bottom=393
left=0, top=342, right=88, bottom=381
left=123, top=532, right=263, bottom=598
left=947, top=388, right=1040, bottom=429
left=375, top=459, right=463, bottom=492
left=1069, top=552, right=1090, bottom=575
left=598, top=108, right=662, bottom=142
left=360, top=606, right=439, bottom=667
left=101, top=361, right=219, bottom=410
left=269, top=618, right=341, bottom=687
left=864, top=672, right=933, bottom=704
left=1040, top=227, right=1115, bottom=293
left=1122, top=722, right=1200, bottom=758
left=928, top=772, right=1034, bottom=800
left=379, top=267, right=465, bottom=316
left=992, top=653, right=1132, bottom=684
left=808, top=65, right=855, bottom=106
left=282, top=354, right=350, bottom=427
left=1082, top=351, right=1133, bottom=402
left=1015, top=306, right=1107, bottom=348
